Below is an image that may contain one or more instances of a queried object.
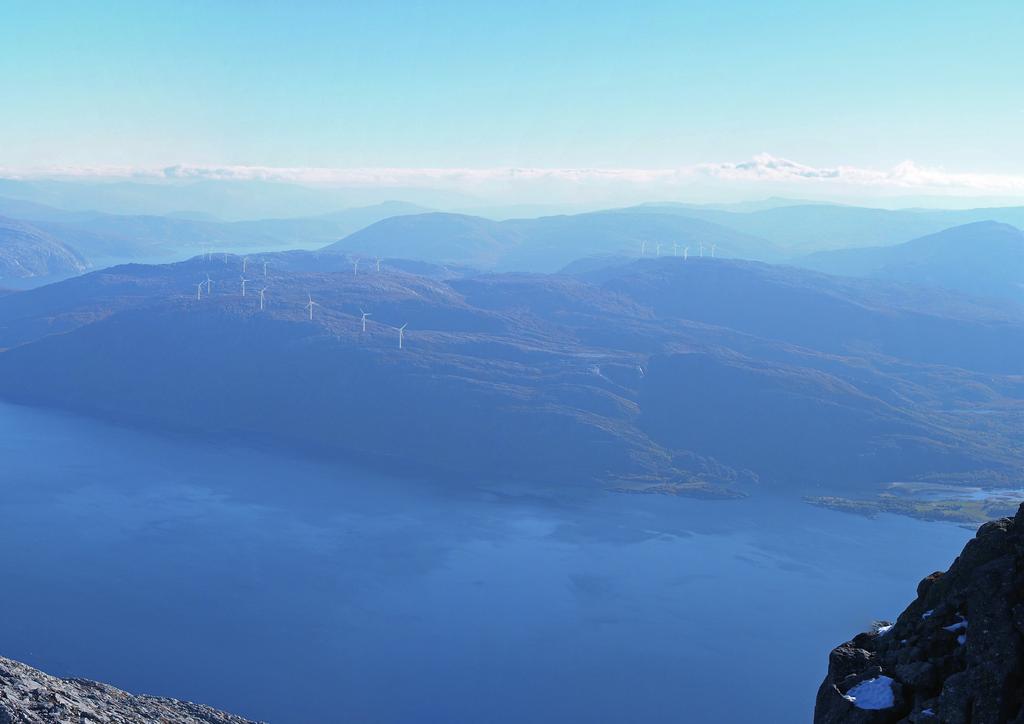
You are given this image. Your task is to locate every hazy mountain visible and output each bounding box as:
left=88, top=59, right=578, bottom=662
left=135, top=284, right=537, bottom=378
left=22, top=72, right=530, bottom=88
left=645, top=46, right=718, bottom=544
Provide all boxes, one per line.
left=798, top=221, right=1024, bottom=304
left=324, top=210, right=783, bottom=271
left=0, top=178, right=469, bottom=220
left=6, top=202, right=432, bottom=267
left=0, top=254, right=1018, bottom=490
left=0, top=216, right=88, bottom=284
left=627, top=202, right=1024, bottom=254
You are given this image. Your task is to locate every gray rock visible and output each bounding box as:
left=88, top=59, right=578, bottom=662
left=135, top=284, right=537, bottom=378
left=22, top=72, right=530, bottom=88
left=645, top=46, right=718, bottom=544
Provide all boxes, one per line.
left=0, top=655, right=261, bottom=723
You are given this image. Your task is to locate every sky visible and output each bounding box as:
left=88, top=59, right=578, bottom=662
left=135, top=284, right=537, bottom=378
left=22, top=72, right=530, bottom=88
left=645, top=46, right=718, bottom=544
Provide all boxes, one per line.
left=2, top=0, right=1023, bottom=204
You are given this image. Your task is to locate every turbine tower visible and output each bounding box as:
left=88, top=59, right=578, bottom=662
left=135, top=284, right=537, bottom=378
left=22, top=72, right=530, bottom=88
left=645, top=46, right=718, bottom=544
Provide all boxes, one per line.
left=205, top=274, right=213, bottom=294
left=684, top=246, right=690, bottom=261
left=259, top=288, right=267, bottom=311
left=656, top=242, right=662, bottom=257
left=305, top=294, right=319, bottom=321
left=195, top=282, right=204, bottom=300
left=398, top=323, right=407, bottom=350
left=699, top=241, right=705, bottom=258
left=240, top=277, right=249, bottom=297
left=637, top=364, right=645, bottom=378
left=640, top=240, right=647, bottom=257
left=242, top=256, right=249, bottom=274
left=353, top=258, right=360, bottom=276
left=263, top=261, right=268, bottom=278
left=376, top=257, right=382, bottom=272
left=359, top=308, right=372, bottom=332
left=711, top=243, right=717, bottom=258
left=673, top=242, right=679, bottom=257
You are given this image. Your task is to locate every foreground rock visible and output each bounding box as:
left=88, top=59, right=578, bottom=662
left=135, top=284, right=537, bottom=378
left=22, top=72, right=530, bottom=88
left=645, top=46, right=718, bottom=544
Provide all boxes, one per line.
left=814, top=503, right=1024, bottom=723
left=0, top=655, right=259, bottom=723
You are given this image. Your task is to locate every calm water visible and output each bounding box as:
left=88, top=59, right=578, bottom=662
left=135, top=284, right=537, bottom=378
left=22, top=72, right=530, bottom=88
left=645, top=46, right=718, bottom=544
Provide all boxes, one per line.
left=0, top=402, right=973, bottom=723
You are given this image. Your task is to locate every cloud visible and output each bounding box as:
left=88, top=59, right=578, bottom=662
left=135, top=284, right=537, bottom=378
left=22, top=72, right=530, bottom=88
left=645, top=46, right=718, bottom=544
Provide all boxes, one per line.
left=3, top=154, right=1024, bottom=196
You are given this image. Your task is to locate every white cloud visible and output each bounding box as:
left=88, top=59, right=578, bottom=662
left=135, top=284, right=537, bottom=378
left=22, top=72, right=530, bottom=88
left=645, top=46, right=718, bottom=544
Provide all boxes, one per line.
left=3, top=154, right=1024, bottom=197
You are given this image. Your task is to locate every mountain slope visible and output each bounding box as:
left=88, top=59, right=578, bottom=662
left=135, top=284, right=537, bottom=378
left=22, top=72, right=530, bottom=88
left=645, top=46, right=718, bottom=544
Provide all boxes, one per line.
left=0, top=216, right=88, bottom=283
left=798, top=221, right=1024, bottom=304
left=0, top=254, right=1019, bottom=490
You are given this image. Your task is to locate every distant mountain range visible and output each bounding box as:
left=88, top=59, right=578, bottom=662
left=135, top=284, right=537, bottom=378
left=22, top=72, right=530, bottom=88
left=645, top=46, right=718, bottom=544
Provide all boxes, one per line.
left=798, top=221, right=1024, bottom=304
left=0, top=253, right=1018, bottom=491
left=0, top=196, right=429, bottom=268
left=0, top=185, right=1021, bottom=314
left=0, top=216, right=88, bottom=285
left=323, top=210, right=784, bottom=271
left=629, top=202, right=1024, bottom=251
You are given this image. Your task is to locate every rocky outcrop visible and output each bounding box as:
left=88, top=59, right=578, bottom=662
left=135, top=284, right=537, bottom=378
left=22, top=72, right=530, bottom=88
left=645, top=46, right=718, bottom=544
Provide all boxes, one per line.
left=0, top=655, right=259, bottom=723
left=815, top=503, right=1024, bottom=723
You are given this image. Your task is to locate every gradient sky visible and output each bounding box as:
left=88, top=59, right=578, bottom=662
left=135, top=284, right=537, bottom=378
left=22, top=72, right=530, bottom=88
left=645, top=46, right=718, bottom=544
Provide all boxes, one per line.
left=2, top=1, right=1022, bottom=193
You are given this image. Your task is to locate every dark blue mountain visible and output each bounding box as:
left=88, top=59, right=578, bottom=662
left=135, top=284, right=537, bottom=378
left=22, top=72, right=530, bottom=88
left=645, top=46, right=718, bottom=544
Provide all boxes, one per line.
left=0, top=254, right=1019, bottom=491
left=797, top=221, right=1024, bottom=304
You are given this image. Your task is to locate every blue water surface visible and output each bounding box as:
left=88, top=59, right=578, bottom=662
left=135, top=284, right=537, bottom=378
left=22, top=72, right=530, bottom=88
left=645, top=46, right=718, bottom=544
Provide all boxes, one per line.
left=0, top=402, right=972, bottom=723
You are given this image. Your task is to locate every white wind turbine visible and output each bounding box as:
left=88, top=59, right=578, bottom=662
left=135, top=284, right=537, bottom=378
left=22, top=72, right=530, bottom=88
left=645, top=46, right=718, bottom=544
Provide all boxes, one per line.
left=673, top=242, right=679, bottom=257
left=375, top=257, right=382, bottom=272
left=656, top=242, right=662, bottom=257
left=195, top=282, right=204, bottom=300
left=259, top=288, right=267, bottom=311
left=640, top=240, right=647, bottom=257
left=263, top=260, right=268, bottom=278
left=305, top=294, right=319, bottom=321
left=637, top=364, right=645, bottom=378
left=205, top=274, right=213, bottom=294
left=242, top=256, right=249, bottom=274
left=398, top=323, right=408, bottom=349
left=240, top=277, right=249, bottom=297
left=699, top=241, right=705, bottom=258
left=353, top=258, right=360, bottom=275
left=359, top=308, right=372, bottom=332
left=684, top=246, right=690, bottom=260
left=711, top=243, right=718, bottom=258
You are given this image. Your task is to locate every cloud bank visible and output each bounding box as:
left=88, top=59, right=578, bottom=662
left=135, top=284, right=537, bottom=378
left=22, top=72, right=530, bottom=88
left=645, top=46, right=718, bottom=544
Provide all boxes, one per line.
left=3, top=154, right=1024, bottom=199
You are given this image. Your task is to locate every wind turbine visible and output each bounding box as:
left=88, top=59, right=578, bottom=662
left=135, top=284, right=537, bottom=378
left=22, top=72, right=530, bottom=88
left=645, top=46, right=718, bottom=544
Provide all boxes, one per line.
left=640, top=240, right=647, bottom=257
left=711, top=243, right=718, bottom=258
left=242, top=256, right=249, bottom=274
left=305, top=294, right=319, bottom=321
left=240, top=277, right=249, bottom=297
left=699, top=241, right=705, bottom=258
left=259, top=288, right=267, bottom=311
left=684, top=246, right=690, bottom=260
left=263, top=260, right=268, bottom=278
left=353, top=258, right=360, bottom=275
left=656, top=242, right=662, bottom=257
left=637, top=364, right=645, bottom=378
left=195, top=282, right=204, bottom=300
left=376, top=257, right=382, bottom=272
left=359, top=308, right=372, bottom=332
left=398, top=323, right=407, bottom=349
left=673, top=242, right=679, bottom=257
left=205, top=274, right=213, bottom=294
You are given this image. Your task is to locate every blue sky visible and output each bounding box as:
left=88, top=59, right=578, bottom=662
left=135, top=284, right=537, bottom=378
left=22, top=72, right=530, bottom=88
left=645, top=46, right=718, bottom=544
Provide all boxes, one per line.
left=2, top=1, right=1022, bottom=201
